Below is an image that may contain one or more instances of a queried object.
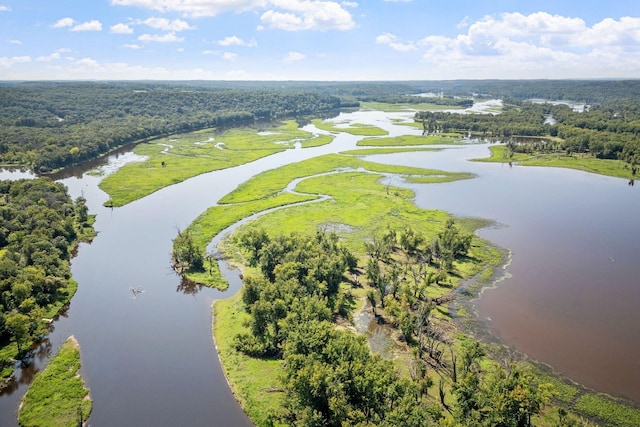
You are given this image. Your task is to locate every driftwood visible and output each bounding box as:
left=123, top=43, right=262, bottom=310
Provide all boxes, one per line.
left=432, top=293, right=455, bottom=306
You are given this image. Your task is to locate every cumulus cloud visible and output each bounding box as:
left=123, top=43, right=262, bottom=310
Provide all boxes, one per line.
left=262, top=1, right=355, bottom=31
left=138, top=32, right=184, bottom=42
left=71, top=20, right=103, bottom=32
left=36, top=48, right=71, bottom=62
left=52, top=17, right=75, bottom=28
left=217, top=36, right=257, bottom=47
left=123, top=43, right=143, bottom=49
left=138, top=17, right=194, bottom=32
left=369, top=12, right=640, bottom=78
left=0, top=55, right=31, bottom=68
left=283, top=51, right=305, bottom=63
left=111, top=0, right=355, bottom=31
left=111, top=23, right=134, bottom=34
left=375, top=32, right=416, bottom=51
left=9, top=39, right=22, bottom=45
left=0, top=5, right=11, bottom=12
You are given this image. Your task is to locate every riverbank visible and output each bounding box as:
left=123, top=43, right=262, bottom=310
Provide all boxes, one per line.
left=474, top=144, right=637, bottom=181
left=18, top=336, right=92, bottom=427
left=202, top=144, right=640, bottom=426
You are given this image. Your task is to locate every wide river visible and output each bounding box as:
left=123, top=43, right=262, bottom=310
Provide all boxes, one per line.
left=0, top=108, right=638, bottom=425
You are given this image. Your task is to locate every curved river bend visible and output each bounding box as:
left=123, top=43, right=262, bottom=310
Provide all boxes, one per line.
left=1, top=109, right=639, bottom=426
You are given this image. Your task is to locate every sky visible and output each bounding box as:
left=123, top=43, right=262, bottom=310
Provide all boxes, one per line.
left=1, top=0, right=640, bottom=81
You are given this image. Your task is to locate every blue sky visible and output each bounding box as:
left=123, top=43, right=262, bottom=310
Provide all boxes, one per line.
left=1, top=0, right=640, bottom=80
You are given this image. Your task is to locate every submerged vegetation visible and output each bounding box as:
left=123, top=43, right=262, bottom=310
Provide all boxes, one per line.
left=0, top=179, right=94, bottom=380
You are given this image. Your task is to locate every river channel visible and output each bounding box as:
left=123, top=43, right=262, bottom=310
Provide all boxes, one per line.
left=1, top=108, right=639, bottom=425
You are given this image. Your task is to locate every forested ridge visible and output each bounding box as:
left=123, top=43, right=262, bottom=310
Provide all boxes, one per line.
left=0, top=82, right=344, bottom=172
left=0, top=178, right=92, bottom=379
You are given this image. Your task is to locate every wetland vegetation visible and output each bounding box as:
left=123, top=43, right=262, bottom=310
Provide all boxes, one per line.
left=17, top=336, right=92, bottom=427
left=3, top=80, right=640, bottom=426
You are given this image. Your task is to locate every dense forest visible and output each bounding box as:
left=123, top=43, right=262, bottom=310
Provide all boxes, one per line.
left=0, top=82, right=346, bottom=172
left=0, top=178, right=92, bottom=378
left=2, top=80, right=640, bottom=173
left=229, top=228, right=556, bottom=426
left=416, top=99, right=640, bottom=170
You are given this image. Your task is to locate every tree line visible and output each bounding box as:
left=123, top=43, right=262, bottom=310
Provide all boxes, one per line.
left=0, top=82, right=345, bottom=173
left=416, top=99, right=640, bottom=170
left=0, top=178, right=91, bottom=377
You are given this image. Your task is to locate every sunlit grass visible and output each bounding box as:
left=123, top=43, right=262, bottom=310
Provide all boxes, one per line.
left=214, top=295, right=286, bottom=427
left=100, top=121, right=328, bottom=207
left=18, top=337, right=92, bottom=427
left=357, top=134, right=463, bottom=147
left=311, top=118, right=389, bottom=136
left=474, top=144, right=636, bottom=180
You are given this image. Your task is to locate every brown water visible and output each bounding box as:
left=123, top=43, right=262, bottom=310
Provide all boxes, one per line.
left=1, top=110, right=638, bottom=426
left=372, top=145, right=640, bottom=404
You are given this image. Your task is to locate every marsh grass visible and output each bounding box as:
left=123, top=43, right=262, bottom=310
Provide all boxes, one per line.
left=474, top=145, right=636, bottom=180
left=311, top=119, right=389, bottom=136
left=357, top=134, right=463, bottom=147
left=575, top=394, right=640, bottom=427
left=100, top=121, right=328, bottom=206
left=18, top=337, right=92, bottom=427
left=214, top=294, right=285, bottom=427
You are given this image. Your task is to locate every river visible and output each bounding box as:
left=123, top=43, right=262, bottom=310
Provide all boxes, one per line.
left=0, top=109, right=638, bottom=425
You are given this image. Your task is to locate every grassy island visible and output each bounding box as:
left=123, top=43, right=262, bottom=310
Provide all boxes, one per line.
left=18, top=336, right=92, bottom=427
left=474, top=144, right=637, bottom=180
left=100, top=120, right=334, bottom=207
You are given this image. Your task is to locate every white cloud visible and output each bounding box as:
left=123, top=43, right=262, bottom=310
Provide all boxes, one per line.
left=222, top=52, right=238, bottom=61
left=414, top=12, right=640, bottom=79
left=376, top=32, right=416, bottom=51
left=262, top=1, right=355, bottom=31
left=111, top=0, right=355, bottom=31
left=202, top=50, right=217, bottom=55
left=9, top=40, right=22, bottom=45
left=0, top=5, right=10, bottom=12
left=284, top=51, right=305, bottom=63
left=139, top=17, right=194, bottom=32
left=71, top=20, right=103, bottom=32
left=36, top=48, right=71, bottom=62
left=123, top=43, right=143, bottom=49
left=110, top=0, right=267, bottom=17
left=52, top=17, right=75, bottom=28
left=0, top=56, right=31, bottom=68
left=111, top=23, right=134, bottom=34
left=138, top=32, right=184, bottom=42
left=217, top=36, right=257, bottom=47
